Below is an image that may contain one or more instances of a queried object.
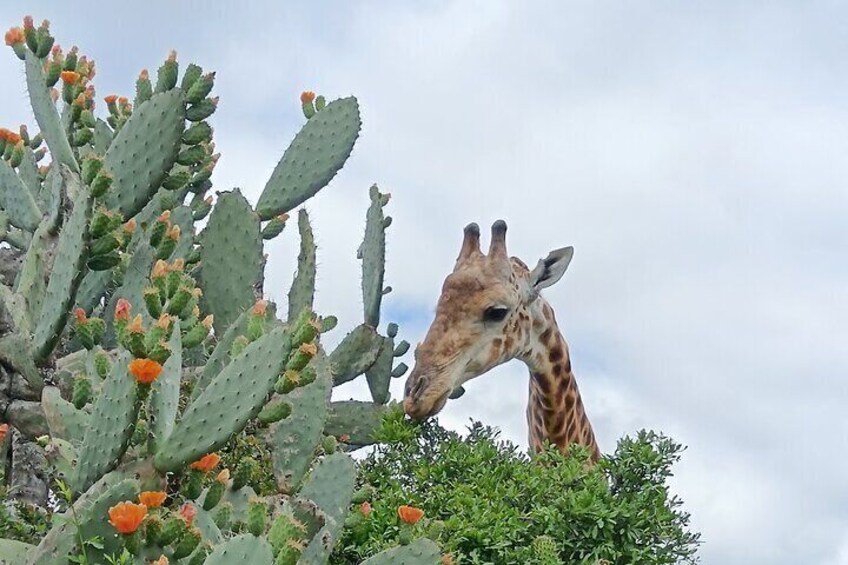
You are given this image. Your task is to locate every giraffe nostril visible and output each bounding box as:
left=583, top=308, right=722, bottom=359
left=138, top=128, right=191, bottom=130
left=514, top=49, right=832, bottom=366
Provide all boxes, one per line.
left=408, top=377, right=427, bottom=400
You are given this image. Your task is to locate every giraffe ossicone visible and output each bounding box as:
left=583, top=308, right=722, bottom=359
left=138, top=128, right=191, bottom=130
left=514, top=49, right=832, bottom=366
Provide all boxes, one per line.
left=403, top=220, right=601, bottom=462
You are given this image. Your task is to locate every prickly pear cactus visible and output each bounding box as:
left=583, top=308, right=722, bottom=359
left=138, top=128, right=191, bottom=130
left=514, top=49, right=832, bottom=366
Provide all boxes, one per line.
left=0, top=14, right=433, bottom=565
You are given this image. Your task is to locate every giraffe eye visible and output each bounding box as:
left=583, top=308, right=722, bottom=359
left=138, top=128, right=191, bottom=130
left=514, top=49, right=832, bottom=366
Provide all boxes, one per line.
left=483, top=306, right=509, bottom=323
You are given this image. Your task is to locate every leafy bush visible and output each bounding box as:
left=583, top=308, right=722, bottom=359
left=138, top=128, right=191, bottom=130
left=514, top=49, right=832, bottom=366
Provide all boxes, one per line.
left=335, top=412, right=701, bottom=564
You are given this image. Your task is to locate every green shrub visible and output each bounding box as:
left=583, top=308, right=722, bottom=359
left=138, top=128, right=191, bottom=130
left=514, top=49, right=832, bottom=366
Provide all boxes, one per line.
left=335, top=413, right=701, bottom=564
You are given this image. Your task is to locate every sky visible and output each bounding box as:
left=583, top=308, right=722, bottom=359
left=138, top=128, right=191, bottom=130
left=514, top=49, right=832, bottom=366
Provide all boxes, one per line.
left=1, top=2, right=846, bottom=563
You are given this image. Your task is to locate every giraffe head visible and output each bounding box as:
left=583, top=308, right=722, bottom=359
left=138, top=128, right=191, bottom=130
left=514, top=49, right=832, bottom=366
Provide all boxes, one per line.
left=403, top=220, right=574, bottom=420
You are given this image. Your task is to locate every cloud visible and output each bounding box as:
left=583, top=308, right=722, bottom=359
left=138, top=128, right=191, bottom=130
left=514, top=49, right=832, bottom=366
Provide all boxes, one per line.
left=0, top=1, right=845, bottom=563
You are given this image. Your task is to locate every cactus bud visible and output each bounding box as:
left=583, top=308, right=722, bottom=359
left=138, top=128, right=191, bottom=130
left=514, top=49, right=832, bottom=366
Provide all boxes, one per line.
left=257, top=399, right=292, bottom=425
left=231, top=457, right=256, bottom=491
left=320, top=315, right=338, bottom=333
left=93, top=351, right=110, bottom=379
left=300, top=91, right=316, bottom=119
left=81, top=155, right=103, bottom=185
left=176, top=145, right=206, bottom=166
left=87, top=251, right=121, bottom=271
left=185, top=72, right=215, bottom=104
left=351, top=485, right=376, bottom=504
left=229, top=335, right=249, bottom=358
left=5, top=27, right=26, bottom=60
left=315, top=95, right=326, bottom=111
left=191, top=195, right=212, bottom=221
left=9, top=141, right=23, bottom=168
left=202, top=481, right=224, bottom=511
left=171, top=527, right=201, bottom=560
left=35, top=20, right=54, bottom=58
left=212, top=502, right=232, bottom=530
left=90, top=171, right=113, bottom=198
left=71, top=373, right=92, bottom=409
left=147, top=339, right=171, bottom=365
left=285, top=342, right=317, bottom=372
left=162, top=169, right=191, bottom=190
left=182, top=121, right=213, bottom=145
left=182, top=321, right=210, bottom=349
left=22, top=17, right=37, bottom=54
left=322, top=434, right=338, bottom=454
left=181, top=470, right=203, bottom=500
left=135, top=69, right=152, bottom=105
left=247, top=499, right=267, bottom=537
left=144, top=515, right=163, bottom=546
left=185, top=97, right=217, bottom=122
left=261, top=214, right=288, bottom=240
left=71, top=127, right=93, bottom=147
left=157, top=516, right=186, bottom=546
left=166, top=286, right=192, bottom=316
left=181, top=63, right=203, bottom=90
left=90, top=233, right=120, bottom=257
left=155, top=50, right=178, bottom=93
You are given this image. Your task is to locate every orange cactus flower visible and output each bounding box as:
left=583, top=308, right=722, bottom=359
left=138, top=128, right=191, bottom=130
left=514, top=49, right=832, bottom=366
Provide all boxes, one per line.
left=129, top=358, right=163, bottom=385
left=189, top=453, right=221, bottom=473
left=60, top=71, right=80, bottom=85
left=139, top=69, right=149, bottom=80
left=117, top=96, right=128, bottom=106
left=179, top=502, right=196, bottom=526
left=151, top=259, right=168, bottom=279
left=152, top=557, right=169, bottom=565
left=252, top=299, right=268, bottom=316
left=339, top=434, right=351, bottom=443
left=4, top=27, right=24, bottom=46
left=397, top=505, right=424, bottom=525
left=166, top=224, right=180, bottom=241
left=201, top=315, right=214, bottom=330
left=360, top=501, right=372, bottom=517
left=170, top=258, right=185, bottom=272
left=73, top=308, right=87, bottom=324
left=114, top=298, right=132, bottom=321
left=138, top=491, right=167, bottom=508
left=108, top=501, right=147, bottom=534
left=123, top=218, right=137, bottom=234
left=0, top=424, right=9, bottom=443
left=5, top=132, right=21, bottom=145
left=127, top=313, right=144, bottom=334
left=157, top=210, right=171, bottom=223
left=216, top=469, right=230, bottom=484
left=22, top=16, right=34, bottom=30
left=300, top=91, right=316, bottom=104
left=104, top=94, right=118, bottom=104
left=156, top=314, right=172, bottom=330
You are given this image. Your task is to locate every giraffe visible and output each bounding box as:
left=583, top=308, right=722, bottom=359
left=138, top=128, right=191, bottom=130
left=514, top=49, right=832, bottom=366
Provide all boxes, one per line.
left=402, top=220, right=601, bottom=462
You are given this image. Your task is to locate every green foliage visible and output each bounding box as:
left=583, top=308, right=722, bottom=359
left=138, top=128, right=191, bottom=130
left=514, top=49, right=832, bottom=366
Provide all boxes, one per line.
left=335, top=416, right=701, bottom=564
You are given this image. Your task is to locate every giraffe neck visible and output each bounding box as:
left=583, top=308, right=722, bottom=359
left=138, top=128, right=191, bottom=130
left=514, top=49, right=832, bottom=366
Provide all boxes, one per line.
left=518, top=300, right=600, bottom=462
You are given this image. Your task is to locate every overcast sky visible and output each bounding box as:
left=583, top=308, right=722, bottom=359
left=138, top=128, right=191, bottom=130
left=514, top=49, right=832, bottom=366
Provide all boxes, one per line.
left=1, top=2, right=846, bottom=563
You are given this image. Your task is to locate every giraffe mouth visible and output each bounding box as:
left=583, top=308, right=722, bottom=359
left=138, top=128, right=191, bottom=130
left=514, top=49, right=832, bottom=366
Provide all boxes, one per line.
left=404, top=388, right=450, bottom=420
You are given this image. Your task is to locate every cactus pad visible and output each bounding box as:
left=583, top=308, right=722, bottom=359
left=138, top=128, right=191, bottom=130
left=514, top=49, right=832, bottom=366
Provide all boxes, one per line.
left=41, top=385, right=90, bottom=446
left=203, top=534, right=273, bottom=565
left=360, top=539, right=443, bottom=564
left=0, top=159, right=40, bottom=231
left=358, top=184, right=390, bottom=327
left=256, top=96, right=361, bottom=219
left=32, top=168, right=91, bottom=361
left=199, top=189, right=263, bottom=335
left=24, top=51, right=78, bottom=173
left=72, top=351, right=140, bottom=493
left=325, top=400, right=391, bottom=448
left=148, top=328, right=182, bottom=451
left=103, top=89, right=185, bottom=218
left=297, top=452, right=357, bottom=562
left=154, top=324, right=291, bottom=471
left=287, top=208, right=316, bottom=321
left=329, top=324, right=383, bottom=386
left=268, top=354, right=331, bottom=493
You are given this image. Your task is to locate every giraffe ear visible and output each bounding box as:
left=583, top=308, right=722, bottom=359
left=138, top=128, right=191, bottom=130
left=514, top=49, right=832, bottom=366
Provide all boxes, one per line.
left=529, top=246, right=573, bottom=291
